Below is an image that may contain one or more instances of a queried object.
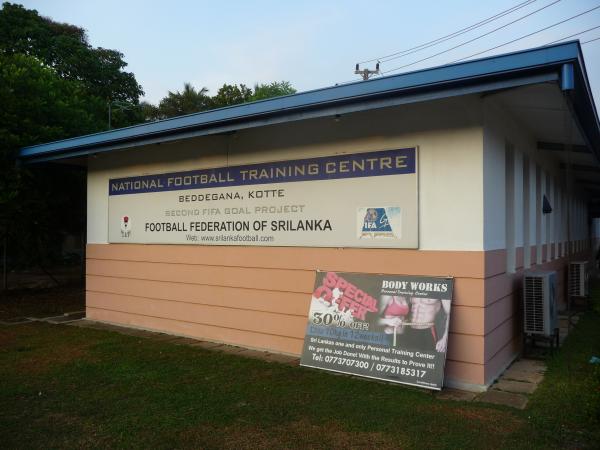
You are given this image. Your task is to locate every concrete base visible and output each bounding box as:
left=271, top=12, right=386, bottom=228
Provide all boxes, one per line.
left=443, top=378, right=489, bottom=393
left=444, top=350, right=520, bottom=393
left=77, top=318, right=302, bottom=357
left=493, top=379, right=538, bottom=394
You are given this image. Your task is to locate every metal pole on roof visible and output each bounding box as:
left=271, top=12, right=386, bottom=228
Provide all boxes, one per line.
left=354, top=62, right=380, bottom=80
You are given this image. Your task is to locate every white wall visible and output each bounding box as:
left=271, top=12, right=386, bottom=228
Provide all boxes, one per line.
left=483, top=98, right=550, bottom=253
left=482, top=97, right=591, bottom=259
left=88, top=96, right=487, bottom=251
left=482, top=111, right=508, bottom=251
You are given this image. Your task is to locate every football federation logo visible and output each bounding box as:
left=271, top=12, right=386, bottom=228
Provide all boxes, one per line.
left=120, top=215, right=132, bottom=237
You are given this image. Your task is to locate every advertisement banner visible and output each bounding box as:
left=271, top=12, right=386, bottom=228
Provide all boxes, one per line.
left=300, top=271, right=454, bottom=390
left=107, top=148, right=418, bottom=248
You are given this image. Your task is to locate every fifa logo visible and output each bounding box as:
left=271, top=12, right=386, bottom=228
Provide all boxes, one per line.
left=359, top=207, right=399, bottom=239
left=362, top=208, right=392, bottom=233
left=363, top=208, right=390, bottom=230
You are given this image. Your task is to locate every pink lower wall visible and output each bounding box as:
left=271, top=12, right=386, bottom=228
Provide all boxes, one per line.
left=85, top=242, right=592, bottom=389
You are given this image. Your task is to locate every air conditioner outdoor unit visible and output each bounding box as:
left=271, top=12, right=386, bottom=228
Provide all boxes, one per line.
left=568, top=261, right=589, bottom=298
left=523, top=271, right=557, bottom=337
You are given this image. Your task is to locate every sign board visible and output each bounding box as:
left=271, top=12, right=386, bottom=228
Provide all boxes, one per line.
left=300, top=271, right=454, bottom=390
left=108, top=148, right=418, bottom=248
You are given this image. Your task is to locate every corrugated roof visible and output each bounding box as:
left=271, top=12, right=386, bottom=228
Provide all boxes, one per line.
left=18, top=41, right=600, bottom=163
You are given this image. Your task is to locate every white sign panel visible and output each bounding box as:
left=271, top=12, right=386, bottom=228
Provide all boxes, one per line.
left=108, top=148, right=418, bottom=248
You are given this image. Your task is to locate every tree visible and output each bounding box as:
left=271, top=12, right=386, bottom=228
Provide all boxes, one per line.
left=0, top=53, right=101, bottom=267
left=138, top=101, right=160, bottom=123
left=251, top=81, right=296, bottom=101
left=152, top=81, right=297, bottom=119
left=0, top=3, right=145, bottom=271
left=0, top=2, right=143, bottom=104
left=210, top=83, right=253, bottom=109
left=157, top=83, right=211, bottom=118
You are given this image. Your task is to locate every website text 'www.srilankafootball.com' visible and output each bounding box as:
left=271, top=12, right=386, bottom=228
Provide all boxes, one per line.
left=191, top=234, right=275, bottom=243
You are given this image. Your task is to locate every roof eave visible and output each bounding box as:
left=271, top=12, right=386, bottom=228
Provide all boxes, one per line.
left=18, top=41, right=594, bottom=163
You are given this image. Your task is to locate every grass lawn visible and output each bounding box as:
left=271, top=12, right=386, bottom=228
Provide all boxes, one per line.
left=0, top=288, right=599, bottom=449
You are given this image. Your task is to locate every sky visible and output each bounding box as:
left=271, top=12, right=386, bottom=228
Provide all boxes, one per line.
left=16, top=0, right=600, bottom=106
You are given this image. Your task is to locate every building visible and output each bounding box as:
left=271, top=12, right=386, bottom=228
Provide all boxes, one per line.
left=19, top=41, right=600, bottom=391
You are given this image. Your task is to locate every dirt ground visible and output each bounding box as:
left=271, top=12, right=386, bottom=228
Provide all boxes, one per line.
left=3, top=265, right=83, bottom=290
left=0, top=284, right=84, bottom=320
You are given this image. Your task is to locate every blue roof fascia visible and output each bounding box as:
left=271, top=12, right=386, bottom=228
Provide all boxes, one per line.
left=19, top=41, right=589, bottom=161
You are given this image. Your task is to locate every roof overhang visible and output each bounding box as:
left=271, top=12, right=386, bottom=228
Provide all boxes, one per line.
left=19, top=41, right=600, bottom=167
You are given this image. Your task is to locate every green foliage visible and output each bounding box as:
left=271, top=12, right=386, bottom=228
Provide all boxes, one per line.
left=152, top=81, right=297, bottom=119
left=592, top=284, right=600, bottom=314
left=0, top=2, right=143, bottom=103
left=252, top=81, right=296, bottom=101
left=211, top=83, right=253, bottom=108
left=0, top=2, right=144, bottom=267
left=0, top=52, right=97, bottom=264
left=0, top=53, right=101, bottom=147
left=157, top=83, right=211, bottom=118
left=525, top=296, right=600, bottom=446
left=138, top=101, right=160, bottom=123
